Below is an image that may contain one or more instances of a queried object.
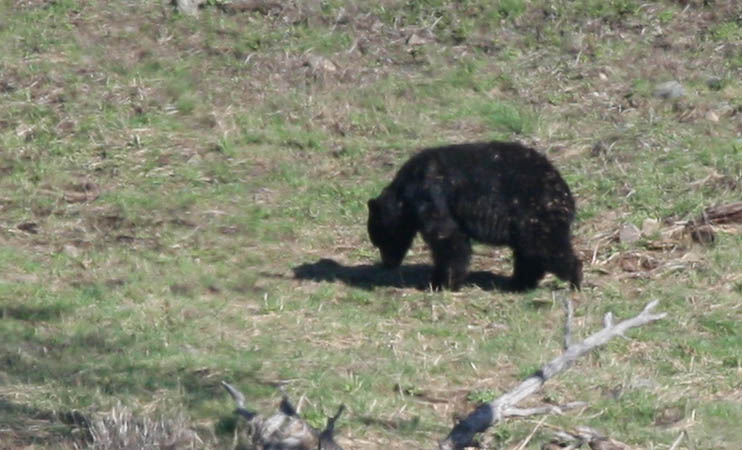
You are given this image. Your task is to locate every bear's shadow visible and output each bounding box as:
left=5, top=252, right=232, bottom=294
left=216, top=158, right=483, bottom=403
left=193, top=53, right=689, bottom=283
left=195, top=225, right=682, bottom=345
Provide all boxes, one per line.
left=292, top=258, right=511, bottom=291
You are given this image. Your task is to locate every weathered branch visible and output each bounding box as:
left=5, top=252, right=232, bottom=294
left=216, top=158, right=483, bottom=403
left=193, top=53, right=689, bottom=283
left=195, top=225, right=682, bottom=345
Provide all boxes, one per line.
left=221, top=381, right=345, bottom=450
left=502, top=401, right=586, bottom=418
left=222, top=380, right=258, bottom=419
left=438, top=300, right=666, bottom=450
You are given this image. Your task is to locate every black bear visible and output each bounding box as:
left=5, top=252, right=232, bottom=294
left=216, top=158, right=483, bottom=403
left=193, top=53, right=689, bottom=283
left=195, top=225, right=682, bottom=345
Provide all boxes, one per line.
left=367, top=141, right=582, bottom=291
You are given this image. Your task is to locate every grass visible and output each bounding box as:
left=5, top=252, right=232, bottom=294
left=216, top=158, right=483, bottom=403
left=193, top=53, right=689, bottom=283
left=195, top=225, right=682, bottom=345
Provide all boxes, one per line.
left=1, top=0, right=741, bottom=448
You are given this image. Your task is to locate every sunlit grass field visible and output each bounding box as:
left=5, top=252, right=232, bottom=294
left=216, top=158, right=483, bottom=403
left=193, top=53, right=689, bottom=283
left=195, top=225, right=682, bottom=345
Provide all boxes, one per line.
left=0, top=1, right=740, bottom=448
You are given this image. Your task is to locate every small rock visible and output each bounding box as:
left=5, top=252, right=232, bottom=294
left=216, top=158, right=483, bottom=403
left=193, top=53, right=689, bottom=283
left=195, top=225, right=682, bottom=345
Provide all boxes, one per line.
left=488, top=86, right=502, bottom=97
left=486, top=322, right=509, bottom=332
left=654, top=35, right=672, bottom=50
left=187, top=153, right=202, bottom=165
left=598, top=72, right=608, bottom=80
left=306, top=55, right=337, bottom=72
left=371, top=20, right=384, bottom=33
left=706, top=76, right=723, bottom=91
left=17, top=222, right=38, bottom=234
left=170, top=283, right=193, bottom=296
left=406, top=33, right=428, bottom=46
left=562, top=31, right=584, bottom=54
left=172, top=0, right=204, bottom=16
left=63, top=245, right=81, bottom=258
left=689, top=224, right=716, bottom=246
left=653, top=80, right=684, bottom=99
left=641, top=218, right=659, bottom=235
left=619, top=223, right=641, bottom=244
left=705, top=110, right=719, bottom=122
left=333, top=7, right=349, bottom=24
left=591, top=140, right=608, bottom=157
left=654, top=405, right=685, bottom=427
left=619, top=254, right=641, bottom=272
left=629, top=377, right=658, bottom=390
left=0, top=80, right=15, bottom=93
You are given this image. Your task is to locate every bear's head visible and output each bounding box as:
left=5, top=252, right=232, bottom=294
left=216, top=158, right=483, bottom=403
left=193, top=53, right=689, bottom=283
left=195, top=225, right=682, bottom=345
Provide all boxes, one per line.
left=367, top=191, right=416, bottom=268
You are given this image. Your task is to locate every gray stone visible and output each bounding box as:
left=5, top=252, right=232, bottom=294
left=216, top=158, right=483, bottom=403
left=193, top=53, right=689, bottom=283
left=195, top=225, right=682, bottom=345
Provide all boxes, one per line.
left=173, top=0, right=204, bottom=16
left=619, top=223, right=642, bottom=244
left=406, top=33, right=428, bottom=46
left=653, top=80, right=684, bottom=99
left=641, top=218, right=659, bottom=235
left=306, top=55, right=337, bottom=73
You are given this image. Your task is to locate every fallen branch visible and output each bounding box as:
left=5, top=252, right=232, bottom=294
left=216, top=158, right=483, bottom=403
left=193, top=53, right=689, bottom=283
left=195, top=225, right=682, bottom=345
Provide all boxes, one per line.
left=438, top=300, right=666, bottom=450
left=668, top=430, right=686, bottom=450
left=221, top=381, right=345, bottom=450
left=694, top=202, right=742, bottom=225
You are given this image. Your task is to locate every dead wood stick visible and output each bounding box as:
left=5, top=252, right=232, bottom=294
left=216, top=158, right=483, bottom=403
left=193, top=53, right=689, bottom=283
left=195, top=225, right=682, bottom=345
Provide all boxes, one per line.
left=696, top=202, right=742, bottom=225
left=438, top=300, right=666, bottom=450
left=502, top=401, right=586, bottom=417
left=668, top=430, right=686, bottom=450
left=513, top=416, right=547, bottom=450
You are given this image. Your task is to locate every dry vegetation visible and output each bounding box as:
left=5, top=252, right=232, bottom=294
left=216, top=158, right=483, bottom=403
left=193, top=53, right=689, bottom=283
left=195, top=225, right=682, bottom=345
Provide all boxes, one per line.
left=0, top=0, right=740, bottom=449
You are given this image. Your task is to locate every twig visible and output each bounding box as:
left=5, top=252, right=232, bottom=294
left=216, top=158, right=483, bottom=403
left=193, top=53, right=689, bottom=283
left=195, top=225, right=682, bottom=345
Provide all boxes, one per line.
left=438, top=300, right=666, bottom=450
left=668, top=431, right=685, bottom=450
left=221, top=381, right=256, bottom=419
left=513, top=416, right=547, bottom=450
left=503, top=401, right=586, bottom=417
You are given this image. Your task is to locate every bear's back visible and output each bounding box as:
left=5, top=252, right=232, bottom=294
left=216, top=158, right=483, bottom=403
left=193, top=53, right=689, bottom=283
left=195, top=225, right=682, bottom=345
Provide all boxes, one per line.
left=390, top=141, right=575, bottom=244
left=392, top=141, right=569, bottom=199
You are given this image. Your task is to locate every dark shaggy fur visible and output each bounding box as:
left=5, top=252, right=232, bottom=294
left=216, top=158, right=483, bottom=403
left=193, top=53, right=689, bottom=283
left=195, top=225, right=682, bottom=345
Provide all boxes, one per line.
left=367, top=141, right=582, bottom=291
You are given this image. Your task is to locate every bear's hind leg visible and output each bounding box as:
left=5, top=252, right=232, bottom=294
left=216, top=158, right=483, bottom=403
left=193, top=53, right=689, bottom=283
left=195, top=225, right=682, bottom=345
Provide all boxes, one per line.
left=510, top=250, right=546, bottom=292
left=540, top=228, right=582, bottom=290
left=548, top=249, right=582, bottom=290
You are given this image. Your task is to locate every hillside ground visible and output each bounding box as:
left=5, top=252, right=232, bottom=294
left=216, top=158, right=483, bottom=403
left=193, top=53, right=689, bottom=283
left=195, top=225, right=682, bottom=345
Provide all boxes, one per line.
left=0, top=1, right=740, bottom=448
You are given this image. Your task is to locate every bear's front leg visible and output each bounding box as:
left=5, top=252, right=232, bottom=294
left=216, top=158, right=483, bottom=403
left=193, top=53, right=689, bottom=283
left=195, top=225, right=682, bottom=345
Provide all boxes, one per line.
left=415, top=196, right=472, bottom=290
left=424, top=228, right=471, bottom=291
